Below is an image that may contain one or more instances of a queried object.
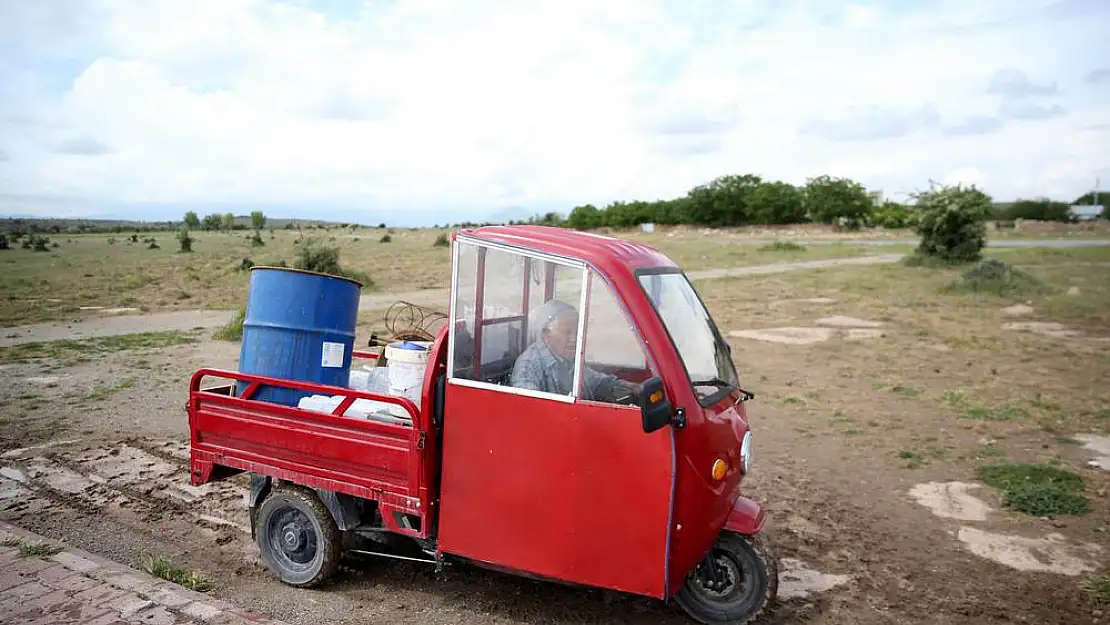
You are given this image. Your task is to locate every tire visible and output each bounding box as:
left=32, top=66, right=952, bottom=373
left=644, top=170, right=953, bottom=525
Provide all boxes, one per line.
left=675, top=532, right=778, bottom=625
left=255, top=484, right=342, bottom=588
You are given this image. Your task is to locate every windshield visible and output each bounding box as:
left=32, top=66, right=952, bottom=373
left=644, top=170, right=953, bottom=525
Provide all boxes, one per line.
left=638, top=271, right=739, bottom=402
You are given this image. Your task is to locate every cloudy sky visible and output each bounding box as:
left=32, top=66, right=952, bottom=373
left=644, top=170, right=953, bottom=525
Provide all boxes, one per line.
left=1, top=0, right=1108, bottom=225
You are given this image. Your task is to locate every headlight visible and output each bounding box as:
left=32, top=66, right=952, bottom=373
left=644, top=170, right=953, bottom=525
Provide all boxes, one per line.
left=740, top=431, right=753, bottom=474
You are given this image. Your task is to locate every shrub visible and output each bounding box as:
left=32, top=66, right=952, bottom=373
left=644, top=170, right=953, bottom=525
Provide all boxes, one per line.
left=944, top=259, right=1047, bottom=296
left=107, top=237, right=116, bottom=245
left=213, top=306, right=245, bottom=342
left=32, top=236, right=50, bottom=252
left=909, top=182, right=991, bottom=264
left=758, top=241, right=805, bottom=252
left=177, top=228, right=194, bottom=253
left=433, top=233, right=449, bottom=247
left=874, top=201, right=915, bottom=229
left=294, top=238, right=341, bottom=274
left=380, top=235, right=392, bottom=243
left=0, top=233, right=8, bottom=250
left=130, top=234, right=139, bottom=243
left=147, top=241, right=160, bottom=250
left=238, top=257, right=255, bottom=272
left=294, top=237, right=373, bottom=287
left=249, top=230, right=265, bottom=247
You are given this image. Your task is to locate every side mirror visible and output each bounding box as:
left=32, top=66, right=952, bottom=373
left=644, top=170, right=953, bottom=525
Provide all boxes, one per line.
left=639, top=377, right=673, bottom=433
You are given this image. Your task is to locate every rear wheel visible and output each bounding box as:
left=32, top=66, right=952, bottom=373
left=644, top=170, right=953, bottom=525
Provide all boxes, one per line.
left=676, top=532, right=778, bottom=625
left=255, top=484, right=342, bottom=587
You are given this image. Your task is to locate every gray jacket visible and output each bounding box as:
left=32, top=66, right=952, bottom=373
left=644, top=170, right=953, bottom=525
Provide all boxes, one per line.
left=510, top=340, right=633, bottom=402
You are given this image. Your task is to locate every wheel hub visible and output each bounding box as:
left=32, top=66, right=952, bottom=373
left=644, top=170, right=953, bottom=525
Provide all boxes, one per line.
left=694, top=551, right=743, bottom=599
left=269, top=508, right=318, bottom=567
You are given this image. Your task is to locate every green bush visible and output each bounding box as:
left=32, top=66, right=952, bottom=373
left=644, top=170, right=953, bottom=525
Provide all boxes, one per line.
left=874, top=201, right=915, bottom=228
left=0, top=233, right=8, bottom=250
left=910, top=183, right=991, bottom=264
left=433, top=233, right=449, bottom=247
left=294, top=238, right=341, bottom=274
left=177, top=228, right=194, bottom=253
left=294, top=237, right=373, bottom=287
left=249, top=230, right=265, bottom=247
left=380, top=235, right=392, bottom=243
left=944, top=259, right=1047, bottom=296
left=32, top=236, right=50, bottom=252
left=758, top=241, right=806, bottom=252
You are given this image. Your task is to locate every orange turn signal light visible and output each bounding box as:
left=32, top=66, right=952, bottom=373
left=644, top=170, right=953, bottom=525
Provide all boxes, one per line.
left=711, top=458, right=728, bottom=481
left=649, top=390, right=664, bottom=404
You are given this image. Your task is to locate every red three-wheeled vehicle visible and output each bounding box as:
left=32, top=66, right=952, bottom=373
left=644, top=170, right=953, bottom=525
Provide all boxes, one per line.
left=188, top=225, right=779, bottom=624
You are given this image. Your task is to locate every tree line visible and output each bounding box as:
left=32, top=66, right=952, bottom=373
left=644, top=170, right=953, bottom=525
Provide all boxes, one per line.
left=503, top=174, right=1106, bottom=231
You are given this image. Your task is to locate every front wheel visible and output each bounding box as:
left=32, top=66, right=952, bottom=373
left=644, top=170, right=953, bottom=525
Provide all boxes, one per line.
left=676, top=532, right=778, bottom=625
left=255, top=484, right=342, bottom=588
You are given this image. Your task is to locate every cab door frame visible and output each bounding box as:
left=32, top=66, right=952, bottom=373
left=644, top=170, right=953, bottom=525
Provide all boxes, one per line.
left=436, top=234, right=678, bottom=598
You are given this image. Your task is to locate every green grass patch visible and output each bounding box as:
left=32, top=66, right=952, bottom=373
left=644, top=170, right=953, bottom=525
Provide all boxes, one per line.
left=140, top=554, right=214, bottom=592
left=898, top=450, right=924, bottom=469
left=0, top=331, right=198, bottom=365
left=942, top=391, right=1026, bottom=421
left=1082, top=571, right=1110, bottom=606
left=212, top=306, right=245, bottom=342
left=18, top=542, right=62, bottom=558
left=977, top=463, right=1090, bottom=517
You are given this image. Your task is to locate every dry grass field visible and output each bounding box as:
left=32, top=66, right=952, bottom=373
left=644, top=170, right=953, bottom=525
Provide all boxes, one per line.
left=1, top=225, right=917, bottom=327
left=0, top=226, right=1108, bottom=625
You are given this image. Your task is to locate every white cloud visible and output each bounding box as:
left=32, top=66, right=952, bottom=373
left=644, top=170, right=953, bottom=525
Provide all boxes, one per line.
left=0, top=0, right=1108, bottom=223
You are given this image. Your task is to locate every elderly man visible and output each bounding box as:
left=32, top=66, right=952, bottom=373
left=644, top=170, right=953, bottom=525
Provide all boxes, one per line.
left=510, top=298, right=639, bottom=403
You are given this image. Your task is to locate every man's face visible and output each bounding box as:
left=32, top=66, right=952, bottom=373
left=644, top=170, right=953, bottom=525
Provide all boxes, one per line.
left=544, top=310, right=579, bottom=360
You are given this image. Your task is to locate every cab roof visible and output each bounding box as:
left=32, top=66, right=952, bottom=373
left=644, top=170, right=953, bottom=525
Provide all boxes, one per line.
left=457, top=225, right=677, bottom=272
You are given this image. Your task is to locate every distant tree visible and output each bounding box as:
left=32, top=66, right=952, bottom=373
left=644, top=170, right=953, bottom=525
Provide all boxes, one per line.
left=803, top=175, right=874, bottom=228
left=909, top=182, right=992, bottom=264
left=250, top=211, right=266, bottom=230
left=566, top=204, right=603, bottom=230
left=202, top=213, right=222, bottom=231
left=1006, top=198, right=1074, bottom=222
left=1072, top=191, right=1104, bottom=206
left=874, top=201, right=914, bottom=228
left=378, top=222, right=386, bottom=229
left=686, top=174, right=763, bottom=226
left=223, top=213, right=235, bottom=232
left=746, top=181, right=806, bottom=225
left=183, top=211, right=201, bottom=229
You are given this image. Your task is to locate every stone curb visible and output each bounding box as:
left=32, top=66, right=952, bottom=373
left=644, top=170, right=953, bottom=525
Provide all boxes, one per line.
left=0, top=520, right=289, bottom=625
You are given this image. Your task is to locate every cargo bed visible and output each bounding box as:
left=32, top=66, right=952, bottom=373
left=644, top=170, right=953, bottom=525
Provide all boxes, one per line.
left=187, top=365, right=433, bottom=537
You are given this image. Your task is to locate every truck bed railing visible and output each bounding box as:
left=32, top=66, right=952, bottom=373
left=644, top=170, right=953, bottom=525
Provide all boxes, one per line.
left=188, top=368, right=428, bottom=526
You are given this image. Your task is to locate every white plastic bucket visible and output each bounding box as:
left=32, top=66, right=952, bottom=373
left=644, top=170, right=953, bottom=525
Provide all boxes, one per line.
left=384, top=341, right=431, bottom=406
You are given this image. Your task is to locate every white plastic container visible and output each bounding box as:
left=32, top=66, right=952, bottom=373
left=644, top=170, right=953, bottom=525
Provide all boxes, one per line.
left=347, top=368, right=371, bottom=391
left=384, top=341, right=431, bottom=407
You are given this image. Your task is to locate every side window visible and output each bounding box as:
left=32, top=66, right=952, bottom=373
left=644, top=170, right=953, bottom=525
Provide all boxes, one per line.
left=451, top=242, right=526, bottom=385
left=450, top=241, right=585, bottom=400
left=578, top=271, right=654, bottom=405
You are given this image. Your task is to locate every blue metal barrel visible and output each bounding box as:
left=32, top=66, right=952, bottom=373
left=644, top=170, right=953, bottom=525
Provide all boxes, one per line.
left=236, top=266, right=363, bottom=406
